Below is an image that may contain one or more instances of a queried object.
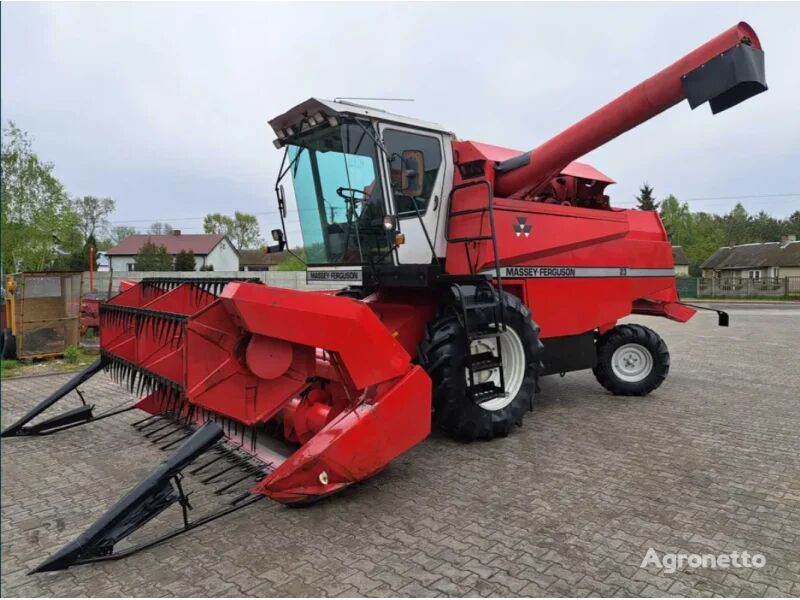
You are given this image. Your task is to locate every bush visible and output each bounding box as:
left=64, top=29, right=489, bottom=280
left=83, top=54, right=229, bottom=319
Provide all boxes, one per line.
left=134, top=240, right=173, bottom=271
left=173, top=249, right=196, bottom=271
left=63, top=344, right=81, bottom=364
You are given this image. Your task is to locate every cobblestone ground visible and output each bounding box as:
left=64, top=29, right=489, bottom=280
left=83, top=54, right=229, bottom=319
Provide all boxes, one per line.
left=2, top=307, right=799, bottom=597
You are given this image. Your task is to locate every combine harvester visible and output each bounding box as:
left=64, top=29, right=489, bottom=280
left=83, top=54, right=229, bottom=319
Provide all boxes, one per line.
left=3, top=23, right=766, bottom=572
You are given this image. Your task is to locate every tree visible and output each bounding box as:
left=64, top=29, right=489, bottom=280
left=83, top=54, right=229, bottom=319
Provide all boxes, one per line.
left=635, top=183, right=659, bottom=211
left=787, top=211, right=800, bottom=237
left=659, top=195, right=693, bottom=245
left=74, top=195, right=115, bottom=241
left=749, top=210, right=782, bottom=243
left=229, top=212, right=262, bottom=249
left=108, top=225, right=138, bottom=246
left=1, top=122, right=81, bottom=273
left=721, top=203, right=752, bottom=246
left=203, top=213, right=232, bottom=235
left=203, top=211, right=262, bottom=249
left=683, top=212, right=725, bottom=276
left=173, top=249, right=196, bottom=271
left=148, top=222, right=174, bottom=235
left=133, top=240, right=173, bottom=271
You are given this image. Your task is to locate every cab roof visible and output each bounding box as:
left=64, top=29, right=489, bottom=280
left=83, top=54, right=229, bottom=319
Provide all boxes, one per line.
left=268, top=97, right=452, bottom=140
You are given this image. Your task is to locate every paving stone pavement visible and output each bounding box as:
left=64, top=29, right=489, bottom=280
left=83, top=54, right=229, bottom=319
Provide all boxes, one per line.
left=2, top=308, right=799, bottom=597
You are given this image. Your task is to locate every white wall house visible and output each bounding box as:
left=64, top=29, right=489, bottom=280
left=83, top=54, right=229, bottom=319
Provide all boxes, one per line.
left=672, top=246, right=690, bottom=277
left=700, top=236, right=800, bottom=279
left=107, top=232, right=239, bottom=272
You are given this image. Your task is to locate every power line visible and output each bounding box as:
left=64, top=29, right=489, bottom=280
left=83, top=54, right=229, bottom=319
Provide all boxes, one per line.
left=683, top=193, right=800, bottom=202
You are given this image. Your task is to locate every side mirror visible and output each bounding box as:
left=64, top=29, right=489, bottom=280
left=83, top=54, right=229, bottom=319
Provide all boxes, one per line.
left=400, top=150, right=424, bottom=197
left=270, top=228, right=286, bottom=252
left=277, top=185, right=287, bottom=219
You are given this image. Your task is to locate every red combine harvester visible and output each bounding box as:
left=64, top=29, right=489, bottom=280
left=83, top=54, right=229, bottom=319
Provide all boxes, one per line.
left=4, top=23, right=766, bottom=572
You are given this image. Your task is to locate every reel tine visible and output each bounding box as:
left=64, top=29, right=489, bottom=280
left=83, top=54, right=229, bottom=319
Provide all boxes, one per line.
left=151, top=425, right=186, bottom=443
left=201, top=464, right=238, bottom=484
left=190, top=453, right=225, bottom=475
left=214, top=471, right=255, bottom=495
left=160, top=431, right=193, bottom=450
left=137, top=416, right=167, bottom=432
left=131, top=413, right=160, bottom=428
left=144, top=421, right=176, bottom=438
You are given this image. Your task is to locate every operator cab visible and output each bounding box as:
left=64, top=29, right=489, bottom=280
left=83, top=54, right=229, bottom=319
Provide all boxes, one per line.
left=270, top=98, right=454, bottom=286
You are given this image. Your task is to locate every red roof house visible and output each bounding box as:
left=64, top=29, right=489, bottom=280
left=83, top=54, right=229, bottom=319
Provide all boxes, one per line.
left=107, top=231, right=240, bottom=272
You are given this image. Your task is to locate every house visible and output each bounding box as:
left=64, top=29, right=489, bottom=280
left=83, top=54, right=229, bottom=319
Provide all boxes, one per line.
left=107, top=231, right=239, bottom=272
left=700, top=235, right=800, bottom=279
left=238, top=249, right=288, bottom=271
left=672, top=246, right=690, bottom=276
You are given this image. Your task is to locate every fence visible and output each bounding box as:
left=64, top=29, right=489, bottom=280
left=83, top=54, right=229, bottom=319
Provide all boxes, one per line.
left=677, top=276, right=800, bottom=299
left=81, top=270, right=317, bottom=298
left=16, top=272, right=82, bottom=358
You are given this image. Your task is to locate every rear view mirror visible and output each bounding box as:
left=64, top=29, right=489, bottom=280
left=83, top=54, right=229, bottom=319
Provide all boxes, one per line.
left=277, top=185, right=287, bottom=219
left=400, top=150, right=424, bottom=197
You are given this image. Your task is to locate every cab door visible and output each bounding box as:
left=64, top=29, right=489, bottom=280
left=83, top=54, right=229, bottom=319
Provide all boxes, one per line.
left=379, top=124, right=451, bottom=265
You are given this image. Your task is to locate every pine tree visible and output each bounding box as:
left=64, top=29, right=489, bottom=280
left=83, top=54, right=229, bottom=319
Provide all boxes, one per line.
left=635, top=183, right=659, bottom=211
left=173, top=249, right=196, bottom=271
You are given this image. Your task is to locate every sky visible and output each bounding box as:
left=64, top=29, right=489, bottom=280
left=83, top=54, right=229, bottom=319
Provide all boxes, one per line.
left=2, top=2, right=799, bottom=245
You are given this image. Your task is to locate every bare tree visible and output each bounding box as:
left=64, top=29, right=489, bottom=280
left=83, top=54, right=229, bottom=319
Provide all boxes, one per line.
left=74, top=196, right=115, bottom=240
left=109, top=225, right=138, bottom=245
left=148, top=222, right=174, bottom=235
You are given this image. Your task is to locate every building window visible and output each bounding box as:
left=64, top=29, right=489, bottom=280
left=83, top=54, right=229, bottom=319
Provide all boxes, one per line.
left=749, top=270, right=760, bottom=280
left=383, top=129, right=442, bottom=218
left=127, top=263, right=135, bottom=272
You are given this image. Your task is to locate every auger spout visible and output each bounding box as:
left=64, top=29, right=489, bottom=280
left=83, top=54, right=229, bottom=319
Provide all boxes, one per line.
left=493, top=22, right=767, bottom=199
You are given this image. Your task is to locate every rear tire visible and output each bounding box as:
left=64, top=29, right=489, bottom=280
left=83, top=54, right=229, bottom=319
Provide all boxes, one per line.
left=593, top=324, right=669, bottom=396
left=419, top=291, right=543, bottom=442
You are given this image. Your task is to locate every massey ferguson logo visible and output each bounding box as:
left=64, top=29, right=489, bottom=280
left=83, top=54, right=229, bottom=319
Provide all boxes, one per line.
left=513, top=217, right=532, bottom=237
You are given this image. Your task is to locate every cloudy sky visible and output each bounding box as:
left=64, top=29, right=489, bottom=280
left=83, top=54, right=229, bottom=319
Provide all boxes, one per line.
left=2, top=2, right=798, bottom=244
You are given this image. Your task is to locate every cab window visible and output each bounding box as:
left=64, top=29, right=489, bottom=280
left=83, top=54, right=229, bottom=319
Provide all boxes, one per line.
left=384, top=130, right=442, bottom=218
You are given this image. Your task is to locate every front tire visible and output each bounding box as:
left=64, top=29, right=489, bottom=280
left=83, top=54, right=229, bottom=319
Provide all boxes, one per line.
left=419, top=291, right=542, bottom=441
left=593, top=324, right=669, bottom=396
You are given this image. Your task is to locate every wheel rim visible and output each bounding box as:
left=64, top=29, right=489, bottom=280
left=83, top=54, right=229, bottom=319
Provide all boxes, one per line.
left=466, top=326, right=527, bottom=411
left=610, top=343, right=653, bottom=382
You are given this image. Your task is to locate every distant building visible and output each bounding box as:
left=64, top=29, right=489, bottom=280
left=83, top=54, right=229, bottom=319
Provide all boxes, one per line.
left=700, top=235, right=800, bottom=279
left=671, top=246, right=690, bottom=276
left=106, top=231, right=239, bottom=272
left=238, top=249, right=288, bottom=271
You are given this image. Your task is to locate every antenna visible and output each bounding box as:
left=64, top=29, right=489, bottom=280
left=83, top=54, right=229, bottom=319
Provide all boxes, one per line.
left=334, top=97, right=415, bottom=102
